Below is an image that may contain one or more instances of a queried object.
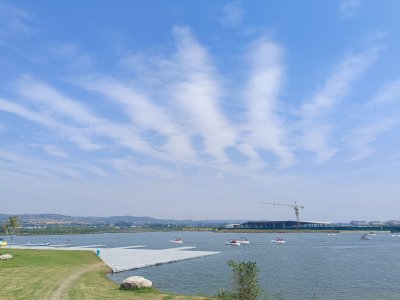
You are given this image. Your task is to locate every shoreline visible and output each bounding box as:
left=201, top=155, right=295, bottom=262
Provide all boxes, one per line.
left=3, top=227, right=394, bottom=236
left=0, top=248, right=215, bottom=299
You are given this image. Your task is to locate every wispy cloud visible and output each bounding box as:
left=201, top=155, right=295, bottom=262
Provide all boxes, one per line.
left=0, top=19, right=390, bottom=185
left=108, top=158, right=176, bottom=179
left=0, top=2, right=33, bottom=41
left=300, top=47, right=380, bottom=118
left=42, top=145, right=69, bottom=158
left=242, top=38, right=294, bottom=168
left=370, top=79, right=400, bottom=105
left=339, top=0, right=362, bottom=19
left=0, top=96, right=101, bottom=150
left=0, top=151, right=80, bottom=179
left=75, top=77, right=197, bottom=163
left=345, top=79, right=400, bottom=160
left=346, top=118, right=399, bottom=160
left=220, top=1, right=244, bottom=27
left=169, top=26, right=237, bottom=163
left=13, top=76, right=161, bottom=156
left=299, top=46, right=380, bottom=162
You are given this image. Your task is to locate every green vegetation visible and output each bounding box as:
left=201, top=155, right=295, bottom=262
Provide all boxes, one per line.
left=0, top=225, right=215, bottom=236
left=2, top=215, right=21, bottom=236
left=226, top=260, right=261, bottom=300
left=0, top=249, right=214, bottom=299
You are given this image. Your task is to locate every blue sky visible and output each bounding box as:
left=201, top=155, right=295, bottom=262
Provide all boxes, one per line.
left=0, top=0, right=399, bottom=221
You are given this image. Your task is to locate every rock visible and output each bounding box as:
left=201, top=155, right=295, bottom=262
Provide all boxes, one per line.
left=0, top=254, right=13, bottom=260
left=120, top=276, right=152, bottom=290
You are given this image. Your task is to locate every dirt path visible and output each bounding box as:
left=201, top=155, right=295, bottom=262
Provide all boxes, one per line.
left=50, top=262, right=104, bottom=300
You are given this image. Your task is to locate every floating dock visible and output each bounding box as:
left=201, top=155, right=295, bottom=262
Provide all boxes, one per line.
left=9, top=244, right=220, bottom=273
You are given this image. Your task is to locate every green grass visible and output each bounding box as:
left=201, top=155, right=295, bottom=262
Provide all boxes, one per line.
left=0, top=248, right=215, bottom=300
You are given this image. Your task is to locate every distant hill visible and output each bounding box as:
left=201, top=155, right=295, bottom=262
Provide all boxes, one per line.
left=0, top=213, right=244, bottom=226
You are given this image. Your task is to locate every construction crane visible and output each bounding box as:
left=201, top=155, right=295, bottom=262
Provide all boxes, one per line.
left=260, top=201, right=304, bottom=223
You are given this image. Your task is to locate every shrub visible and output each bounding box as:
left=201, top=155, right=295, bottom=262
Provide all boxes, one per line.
left=227, top=260, right=261, bottom=300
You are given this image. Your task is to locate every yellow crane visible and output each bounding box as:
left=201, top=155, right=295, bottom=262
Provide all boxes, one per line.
left=260, top=201, right=304, bottom=223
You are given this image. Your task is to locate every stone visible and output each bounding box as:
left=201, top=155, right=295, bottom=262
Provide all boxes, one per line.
left=120, top=276, right=152, bottom=290
left=0, top=254, right=13, bottom=260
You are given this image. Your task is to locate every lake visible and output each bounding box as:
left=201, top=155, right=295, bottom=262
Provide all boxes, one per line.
left=10, top=231, right=400, bottom=299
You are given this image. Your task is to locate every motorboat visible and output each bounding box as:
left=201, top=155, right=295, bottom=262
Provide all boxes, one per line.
left=0, top=239, right=7, bottom=247
left=361, top=234, right=371, bottom=240
left=226, top=239, right=241, bottom=246
left=236, top=237, right=250, bottom=244
left=26, top=242, right=50, bottom=246
left=169, top=238, right=183, bottom=244
left=271, top=238, right=286, bottom=244
left=327, top=233, right=336, bottom=236
left=369, top=232, right=376, bottom=236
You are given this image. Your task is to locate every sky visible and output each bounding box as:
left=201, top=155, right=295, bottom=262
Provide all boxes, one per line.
left=0, top=0, right=400, bottom=222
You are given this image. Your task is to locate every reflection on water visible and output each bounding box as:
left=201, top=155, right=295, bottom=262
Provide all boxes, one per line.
left=9, top=232, right=400, bottom=299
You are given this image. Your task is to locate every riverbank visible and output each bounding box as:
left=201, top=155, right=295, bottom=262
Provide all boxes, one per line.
left=6, top=226, right=215, bottom=236
left=0, top=248, right=215, bottom=299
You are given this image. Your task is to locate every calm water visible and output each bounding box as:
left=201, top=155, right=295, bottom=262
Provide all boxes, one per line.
left=9, top=232, right=400, bottom=299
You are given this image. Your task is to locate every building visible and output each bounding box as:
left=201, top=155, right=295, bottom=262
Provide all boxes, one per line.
left=224, top=223, right=241, bottom=229
left=369, top=221, right=384, bottom=226
left=350, top=220, right=369, bottom=226
left=240, top=220, right=331, bottom=229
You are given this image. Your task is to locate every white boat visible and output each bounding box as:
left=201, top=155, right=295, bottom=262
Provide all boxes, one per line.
left=236, top=237, right=250, bottom=244
left=226, top=240, right=241, bottom=246
left=271, top=238, right=286, bottom=244
left=327, top=233, right=336, bottom=236
left=169, top=238, right=183, bottom=244
left=27, top=242, right=50, bottom=246
left=369, top=232, right=376, bottom=236
left=361, top=234, right=371, bottom=240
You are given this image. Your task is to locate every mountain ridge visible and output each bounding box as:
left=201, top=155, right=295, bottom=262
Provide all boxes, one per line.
left=0, top=213, right=244, bottom=226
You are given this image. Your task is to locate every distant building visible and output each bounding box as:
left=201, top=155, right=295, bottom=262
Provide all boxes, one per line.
left=240, top=220, right=331, bottom=229
left=350, top=220, right=369, bottom=226
left=385, top=220, right=400, bottom=226
left=224, top=223, right=241, bottom=229
left=369, top=221, right=384, bottom=226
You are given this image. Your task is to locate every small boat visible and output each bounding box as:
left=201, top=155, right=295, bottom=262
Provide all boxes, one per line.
left=169, top=238, right=183, bottom=244
left=226, top=239, right=241, bottom=246
left=27, top=242, right=50, bottom=246
left=236, top=237, right=250, bottom=244
left=0, top=239, right=7, bottom=247
left=327, top=233, right=336, bottom=236
left=361, top=234, right=371, bottom=240
left=271, top=238, right=286, bottom=244
left=369, top=232, right=376, bottom=236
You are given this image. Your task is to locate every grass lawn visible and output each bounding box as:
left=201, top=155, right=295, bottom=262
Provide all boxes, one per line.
left=0, top=248, right=215, bottom=300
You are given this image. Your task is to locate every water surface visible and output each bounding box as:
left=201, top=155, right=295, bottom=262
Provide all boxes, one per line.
left=10, top=232, right=400, bottom=299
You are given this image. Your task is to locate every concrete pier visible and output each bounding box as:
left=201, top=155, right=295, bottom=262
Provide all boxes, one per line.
left=9, top=244, right=220, bottom=273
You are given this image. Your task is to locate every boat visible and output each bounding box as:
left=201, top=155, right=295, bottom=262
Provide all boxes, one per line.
left=271, top=237, right=286, bottom=244
left=361, top=234, right=371, bottom=240
left=169, top=238, right=183, bottom=244
left=225, top=239, right=241, bottom=246
left=27, top=242, right=50, bottom=246
left=327, top=233, right=336, bottom=236
left=0, top=239, right=7, bottom=247
left=236, top=237, right=250, bottom=244
left=369, top=232, right=376, bottom=236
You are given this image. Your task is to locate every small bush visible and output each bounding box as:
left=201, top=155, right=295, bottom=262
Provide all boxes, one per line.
left=217, top=288, right=235, bottom=299
left=227, top=260, right=261, bottom=300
